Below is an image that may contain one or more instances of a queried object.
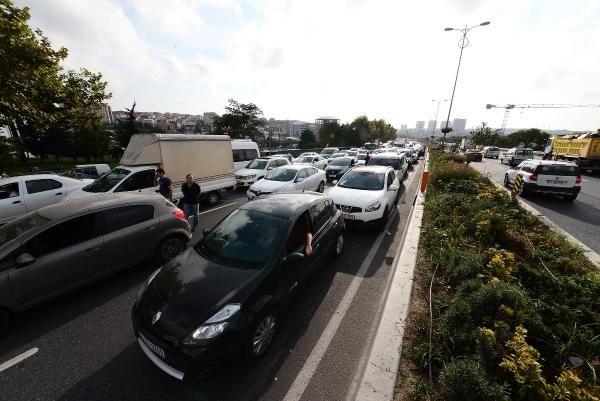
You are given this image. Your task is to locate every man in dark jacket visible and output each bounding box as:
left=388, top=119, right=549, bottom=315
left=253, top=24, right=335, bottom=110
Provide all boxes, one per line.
left=181, top=174, right=201, bottom=231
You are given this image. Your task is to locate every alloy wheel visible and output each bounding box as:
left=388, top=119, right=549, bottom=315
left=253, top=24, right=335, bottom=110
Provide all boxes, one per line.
left=318, top=182, right=325, bottom=193
left=335, top=234, right=344, bottom=256
left=252, top=315, right=277, bottom=356
left=160, top=237, right=185, bottom=261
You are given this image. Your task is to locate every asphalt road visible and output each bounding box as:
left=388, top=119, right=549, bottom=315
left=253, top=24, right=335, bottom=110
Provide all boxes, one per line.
left=471, top=157, right=600, bottom=254
left=0, top=162, right=424, bottom=401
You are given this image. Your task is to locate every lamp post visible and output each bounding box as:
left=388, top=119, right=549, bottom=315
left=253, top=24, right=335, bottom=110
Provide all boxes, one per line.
left=442, top=21, right=490, bottom=145
left=431, top=99, right=447, bottom=139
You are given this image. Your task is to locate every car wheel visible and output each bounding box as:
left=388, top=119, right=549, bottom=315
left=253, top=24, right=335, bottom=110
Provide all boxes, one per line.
left=519, top=185, right=530, bottom=198
left=0, top=307, right=11, bottom=336
left=503, top=174, right=510, bottom=188
left=206, top=191, right=220, bottom=206
left=377, top=207, right=389, bottom=232
left=246, top=309, right=278, bottom=362
left=564, top=194, right=578, bottom=201
left=155, top=235, right=187, bottom=264
left=317, top=181, right=325, bottom=193
left=333, top=232, right=344, bottom=257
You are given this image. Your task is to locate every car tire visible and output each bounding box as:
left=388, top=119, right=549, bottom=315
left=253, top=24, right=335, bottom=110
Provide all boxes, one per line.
left=377, top=207, right=389, bottom=232
left=245, top=308, right=278, bottom=362
left=317, top=181, right=325, bottom=193
left=0, top=307, right=11, bottom=336
left=155, top=235, right=187, bottom=264
left=503, top=174, right=510, bottom=188
left=564, top=194, right=578, bottom=201
left=332, top=232, right=344, bottom=257
left=206, top=191, right=220, bottom=206
left=519, top=185, right=530, bottom=198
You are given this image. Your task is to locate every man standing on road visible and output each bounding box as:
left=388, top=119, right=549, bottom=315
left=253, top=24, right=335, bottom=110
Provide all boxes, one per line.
left=155, top=168, right=173, bottom=201
left=364, top=152, right=371, bottom=165
left=181, top=174, right=201, bottom=231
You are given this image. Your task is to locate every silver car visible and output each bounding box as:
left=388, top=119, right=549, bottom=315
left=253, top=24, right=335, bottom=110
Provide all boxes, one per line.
left=0, top=193, right=191, bottom=333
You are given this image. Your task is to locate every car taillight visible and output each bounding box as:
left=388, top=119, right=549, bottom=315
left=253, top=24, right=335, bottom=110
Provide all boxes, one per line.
left=576, top=175, right=582, bottom=184
left=172, top=209, right=187, bottom=222
left=529, top=172, right=538, bottom=181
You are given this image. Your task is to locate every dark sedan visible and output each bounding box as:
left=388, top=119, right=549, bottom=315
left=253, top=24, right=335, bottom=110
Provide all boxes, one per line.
left=324, top=157, right=354, bottom=181
left=132, top=192, right=345, bottom=380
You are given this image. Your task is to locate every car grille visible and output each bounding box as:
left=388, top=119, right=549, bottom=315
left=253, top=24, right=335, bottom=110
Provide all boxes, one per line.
left=335, top=204, right=362, bottom=213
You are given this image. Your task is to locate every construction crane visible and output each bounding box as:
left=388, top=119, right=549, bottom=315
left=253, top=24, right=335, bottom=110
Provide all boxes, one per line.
left=485, top=103, right=600, bottom=134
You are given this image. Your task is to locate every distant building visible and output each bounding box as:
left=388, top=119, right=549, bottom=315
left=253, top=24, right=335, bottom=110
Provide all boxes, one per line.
left=415, top=121, right=425, bottom=130
left=400, top=124, right=408, bottom=133
left=440, top=121, right=451, bottom=130
left=452, top=118, right=467, bottom=133
left=427, top=120, right=436, bottom=130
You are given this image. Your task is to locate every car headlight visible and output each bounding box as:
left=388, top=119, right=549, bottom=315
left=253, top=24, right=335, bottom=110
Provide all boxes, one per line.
left=247, top=174, right=256, bottom=179
left=182, top=304, right=241, bottom=344
left=365, top=201, right=381, bottom=212
left=137, top=268, right=160, bottom=301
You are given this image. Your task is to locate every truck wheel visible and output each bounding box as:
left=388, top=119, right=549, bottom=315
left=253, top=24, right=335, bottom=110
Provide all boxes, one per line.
left=207, top=191, right=220, bottom=206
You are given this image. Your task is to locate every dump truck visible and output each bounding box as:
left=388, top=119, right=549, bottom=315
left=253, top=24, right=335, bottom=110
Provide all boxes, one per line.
left=543, top=130, right=600, bottom=172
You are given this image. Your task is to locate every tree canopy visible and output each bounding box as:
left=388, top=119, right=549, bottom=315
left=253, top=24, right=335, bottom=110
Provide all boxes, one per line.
left=299, top=129, right=317, bottom=149
left=318, top=116, right=397, bottom=147
left=213, top=99, right=266, bottom=141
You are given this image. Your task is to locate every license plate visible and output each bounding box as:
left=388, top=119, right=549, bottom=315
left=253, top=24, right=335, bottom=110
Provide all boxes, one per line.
left=343, top=214, right=355, bottom=220
left=547, top=180, right=567, bottom=185
left=140, top=332, right=165, bottom=359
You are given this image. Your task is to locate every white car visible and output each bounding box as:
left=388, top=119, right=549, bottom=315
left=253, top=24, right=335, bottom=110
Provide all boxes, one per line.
left=0, top=174, right=93, bottom=225
left=235, top=157, right=291, bottom=187
left=247, top=165, right=326, bottom=200
left=368, top=152, right=409, bottom=179
left=294, top=155, right=328, bottom=170
left=504, top=160, right=582, bottom=201
left=293, top=152, right=319, bottom=162
left=325, top=166, right=400, bottom=231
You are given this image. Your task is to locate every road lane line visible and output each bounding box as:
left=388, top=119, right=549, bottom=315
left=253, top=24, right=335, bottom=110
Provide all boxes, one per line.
left=0, top=348, right=38, bottom=373
left=199, top=202, right=238, bottom=215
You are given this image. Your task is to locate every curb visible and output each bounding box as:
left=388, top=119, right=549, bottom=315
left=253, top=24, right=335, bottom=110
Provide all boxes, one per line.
left=491, top=181, right=600, bottom=268
left=351, top=158, right=427, bottom=401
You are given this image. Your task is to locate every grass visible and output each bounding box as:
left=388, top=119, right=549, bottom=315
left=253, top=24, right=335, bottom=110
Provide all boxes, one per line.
left=395, top=150, right=600, bottom=401
left=1, top=156, right=120, bottom=176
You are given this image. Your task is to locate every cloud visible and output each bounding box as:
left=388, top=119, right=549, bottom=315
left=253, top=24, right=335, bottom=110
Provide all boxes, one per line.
left=127, top=0, right=204, bottom=36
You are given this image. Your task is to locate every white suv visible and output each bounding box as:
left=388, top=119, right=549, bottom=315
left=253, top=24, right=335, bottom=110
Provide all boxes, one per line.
left=235, top=157, right=291, bottom=187
left=504, top=160, right=582, bottom=201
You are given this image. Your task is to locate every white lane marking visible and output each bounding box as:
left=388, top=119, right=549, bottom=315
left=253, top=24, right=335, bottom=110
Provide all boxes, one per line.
left=199, top=202, right=238, bottom=215
left=0, top=348, right=38, bottom=373
left=283, top=209, right=398, bottom=401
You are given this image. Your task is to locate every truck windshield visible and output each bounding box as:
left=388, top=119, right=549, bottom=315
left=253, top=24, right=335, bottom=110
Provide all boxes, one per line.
left=82, top=168, right=131, bottom=193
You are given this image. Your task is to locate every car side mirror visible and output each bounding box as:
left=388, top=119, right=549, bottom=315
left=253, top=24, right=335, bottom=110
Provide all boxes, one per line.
left=284, top=252, right=305, bottom=264
left=15, top=253, right=35, bottom=268
left=389, top=184, right=400, bottom=191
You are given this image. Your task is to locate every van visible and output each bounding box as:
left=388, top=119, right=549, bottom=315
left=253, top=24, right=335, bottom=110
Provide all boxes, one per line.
left=232, top=139, right=260, bottom=171
left=500, top=147, right=534, bottom=166
left=64, top=134, right=235, bottom=205
left=482, top=146, right=500, bottom=159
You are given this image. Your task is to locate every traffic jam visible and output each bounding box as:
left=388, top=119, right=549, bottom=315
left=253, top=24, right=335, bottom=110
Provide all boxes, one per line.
left=0, top=135, right=426, bottom=385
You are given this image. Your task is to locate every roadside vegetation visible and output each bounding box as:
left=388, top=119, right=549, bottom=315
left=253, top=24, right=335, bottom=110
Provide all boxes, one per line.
left=396, top=150, right=599, bottom=401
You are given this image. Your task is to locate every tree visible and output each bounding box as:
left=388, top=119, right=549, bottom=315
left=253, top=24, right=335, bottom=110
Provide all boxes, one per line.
left=470, top=122, right=501, bottom=146
left=504, top=128, right=550, bottom=150
left=212, top=99, right=266, bottom=140
left=299, top=129, right=317, bottom=149
left=115, top=102, right=138, bottom=147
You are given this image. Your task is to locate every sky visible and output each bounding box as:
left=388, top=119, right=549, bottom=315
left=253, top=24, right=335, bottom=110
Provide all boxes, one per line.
left=17, top=0, right=600, bottom=131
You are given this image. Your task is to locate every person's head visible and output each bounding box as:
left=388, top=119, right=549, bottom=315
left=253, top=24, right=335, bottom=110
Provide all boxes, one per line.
left=156, top=168, right=165, bottom=178
left=186, top=174, right=193, bottom=184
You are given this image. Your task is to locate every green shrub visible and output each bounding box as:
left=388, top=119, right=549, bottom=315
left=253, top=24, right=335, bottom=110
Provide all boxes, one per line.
left=441, top=357, right=508, bottom=401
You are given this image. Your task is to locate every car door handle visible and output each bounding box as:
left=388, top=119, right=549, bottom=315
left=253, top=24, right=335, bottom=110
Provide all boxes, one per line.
left=84, top=247, right=101, bottom=254
left=12, top=200, right=21, bottom=204
left=55, top=192, right=63, bottom=196
left=144, top=226, right=157, bottom=232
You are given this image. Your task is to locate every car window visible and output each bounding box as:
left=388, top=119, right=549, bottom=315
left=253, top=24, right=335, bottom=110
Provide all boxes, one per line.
left=296, top=169, right=308, bottom=180
left=516, top=162, right=525, bottom=170
left=25, top=179, right=62, bottom=194
left=310, top=200, right=331, bottom=233
left=277, top=159, right=287, bottom=167
left=102, top=205, right=155, bottom=234
left=24, top=213, right=101, bottom=258
left=245, top=149, right=259, bottom=160
left=538, top=164, right=580, bottom=176
left=267, top=160, right=277, bottom=169
left=115, top=170, right=155, bottom=192
left=386, top=171, right=394, bottom=187
left=0, top=182, right=20, bottom=199
left=287, top=211, right=312, bottom=253
left=389, top=170, right=396, bottom=184
left=521, top=164, right=534, bottom=173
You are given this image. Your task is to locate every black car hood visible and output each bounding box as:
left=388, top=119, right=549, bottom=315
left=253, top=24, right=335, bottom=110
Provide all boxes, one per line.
left=141, top=247, right=261, bottom=338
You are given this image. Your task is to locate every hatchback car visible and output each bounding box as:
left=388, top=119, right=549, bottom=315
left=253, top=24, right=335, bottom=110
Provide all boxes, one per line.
left=325, top=166, right=400, bottom=230
left=324, top=157, right=354, bottom=181
left=294, top=155, right=328, bottom=170
left=132, top=193, right=345, bottom=380
left=504, top=160, right=582, bottom=200
left=0, top=193, right=191, bottom=333
left=235, top=157, right=291, bottom=187
left=247, top=165, right=326, bottom=200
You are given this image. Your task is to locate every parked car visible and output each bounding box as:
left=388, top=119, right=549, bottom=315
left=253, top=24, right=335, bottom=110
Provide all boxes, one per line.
left=64, top=164, right=110, bottom=179
left=294, top=155, right=328, bottom=170
left=325, top=166, right=400, bottom=231
left=355, top=152, right=368, bottom=166
left=132, top=193, right=345, bottom=380
left=0, top=174, right=93, bottom=225
left=396, top=148, right=417, bottom=165
left=329, top=152, right=349, bottom=159
left=504, top=160, right=582, bottom=201
left=236, top=157, right=291, bottom=187
left=232, top=139, right=260, bottom=172
left=247, top=165, right=326, bottom=200
left=367, top=152, right=409, bottom=179
left=320, top=147, right=340, bottom=159
left=0, top=193, right=191, bottom=333
left=465, top=149, right=483, bottom=162
left=500, top=147, right=534, bottom=166
left=293, top=152, right=319, bottom=163
left=482, top=146, right=500, bottom=159
left=324, top=157, right=354, bottom=181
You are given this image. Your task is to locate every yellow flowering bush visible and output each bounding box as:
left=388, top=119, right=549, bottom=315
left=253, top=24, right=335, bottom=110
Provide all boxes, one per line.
left=486, top=247, right=516, bottom=281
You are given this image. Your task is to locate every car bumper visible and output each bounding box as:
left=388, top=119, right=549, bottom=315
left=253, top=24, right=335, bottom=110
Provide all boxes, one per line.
left=340, top=208, right=385, bottom=225
left=236, top=179, right=257, bottom=187
left=523, top=183, right=581, bottom=195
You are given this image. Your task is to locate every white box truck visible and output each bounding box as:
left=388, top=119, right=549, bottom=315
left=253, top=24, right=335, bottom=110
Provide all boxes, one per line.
left=65, top=134, right=235, bottom=205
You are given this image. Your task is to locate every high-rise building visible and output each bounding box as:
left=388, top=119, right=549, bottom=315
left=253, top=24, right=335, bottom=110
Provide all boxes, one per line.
left=440, top=121, right=451, bottom=130
left=427, top=120, right=436, bottom=130
left=452, top=118, right=467, bottom=133
left=415, top=121, right=425, bottom=130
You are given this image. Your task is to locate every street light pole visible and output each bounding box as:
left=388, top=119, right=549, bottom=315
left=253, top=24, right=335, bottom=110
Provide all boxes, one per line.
left=442, top=21, right=490, bottom=146
left=431, top=99, right=447, bottom=138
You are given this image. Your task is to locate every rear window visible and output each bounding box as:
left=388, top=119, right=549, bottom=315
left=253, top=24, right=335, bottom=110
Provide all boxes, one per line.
left=536, top=165, right=580, bottom=176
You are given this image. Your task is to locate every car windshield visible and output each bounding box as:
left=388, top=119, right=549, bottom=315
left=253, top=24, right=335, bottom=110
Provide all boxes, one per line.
left=246, top=159, right=269, bottom=169
left=337, top=171, right=384, bottom=190
left=369, top=158, right=400, bottom=170
left=0, top=212, right=50, bottom=251
left=266, top=168, right=297, bottom=181
left=82, top=167, right=130, bottom=193
left=322, top=149, right=336, bottom=155
left=299, top=157, right=314, bottom=163
left=195, top=209, right=287, bottom=269
left=329, top=158, right=351, bottom=166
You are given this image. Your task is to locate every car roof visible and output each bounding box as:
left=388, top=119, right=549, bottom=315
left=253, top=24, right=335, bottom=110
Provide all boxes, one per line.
left=37, top=192, right=164, bottom=220
left=278, top=164, right=314, bottom=171
left=350, top=165, right=391, bottom=173
left=240, top=192, right=327, bottom=218
left=0, top=173, right=61, bottom=183
left=522, top=159, right=577, bottom=166
left=372, top=152, right=402, bottom=159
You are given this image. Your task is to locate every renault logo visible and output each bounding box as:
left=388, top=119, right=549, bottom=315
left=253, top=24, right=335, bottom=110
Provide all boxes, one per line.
left=152, top=311, right=162, bottom=325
